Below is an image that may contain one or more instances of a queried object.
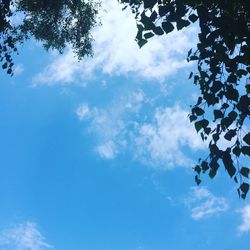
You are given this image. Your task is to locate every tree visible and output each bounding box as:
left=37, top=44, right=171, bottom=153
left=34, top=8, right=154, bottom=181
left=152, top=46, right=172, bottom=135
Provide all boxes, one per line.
left=0, top=0, right=100, bottom=75
left=119, top=0, right=250, bottom=198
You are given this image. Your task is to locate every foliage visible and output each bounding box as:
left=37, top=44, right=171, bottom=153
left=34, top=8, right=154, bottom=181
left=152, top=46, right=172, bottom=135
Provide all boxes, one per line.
left=119, top=0, right=250, bottom=198
left=0, top=0, right=100, bottom=75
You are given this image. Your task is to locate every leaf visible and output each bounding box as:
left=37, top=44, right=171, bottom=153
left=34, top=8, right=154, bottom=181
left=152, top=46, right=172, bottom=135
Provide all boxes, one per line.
left=241, top=146, right=250, bottom=156
left=201, top=161, right=209, bottom=172
left=234, top=176, right=238, bottom=183
left=212, top=133, right=219, bottom=143
left=189, top=114, right=197, bottom=122
left=224, top=129, right=237, bottom=141
left=232, top=146, right=241, bottom=157
left=240, top=183, right=249, bottom=199
left=144, top=32, right=154, bottom=39
left=243, top=133, right=250, bottom=145
left=194, top=119, right=209, bottom=132
left=193, top=107, right=204, bottom=116
left=209, top=159, right=219, bottom=179
left=200, top=119, right=209, bottom=128
left=222, top=151, right=236, bottom=178
left=209, top=169, right=217, bottom=179
left=240, top=167, right=250, bottom=178
left=194, top=165, right=201, bottom=174
left=176, top=19, right=190, bottom=30
left=213, top=109, right=224, bottom=120
left=225, top=85, right=239, bottom=102
left=189, top=55, right=198, bottom=61
left=227, top=74, right=237, bottom=83
left=237, top=69, right=248, bottom=77
left=187, top=48, right=192, bottom=58
left=159, top=5, right=168, bottom=17
left=195, top=121, right=202, bottom=132
left=228, top=110, right=237, bottom=120
left=162, top=21, right=174, bottom=34
left=150, top=10, right=158, bottom=21
left=195, top=175, right=201, bottom=185
left=246, top=84, right=250, bottom=94
left=188, top=71, right=193, bottom=79
left=2, top=62, right=7, bottom=69
left=153, top=26, right=164, bottom=35
left=137, top=39, right=148, bottom=48
left=189, top=13, right=198, bottom=23
left=221, top=103, right=229, bottom=109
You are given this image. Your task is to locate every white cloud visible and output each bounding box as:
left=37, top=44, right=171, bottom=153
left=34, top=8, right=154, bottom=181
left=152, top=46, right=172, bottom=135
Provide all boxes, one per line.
left=76, top=92, right=205, bottom=167
left=238, top=204, right=250, bottom=233
left=33, top=0, right=197, bottom=85
left=0, top=222, right=54, bottom=250
left=134, top=105, right=205, bottom=168
left=33, top=50, right=83, bottom=85
left=13, top=64, right=24, bottom=76
left=75, top=103, right=90, bottom=121
left=76, top=89, right=144, bottom=159
left=186, top=187, right=228, bottom=220
left=96, top=141, right=117, bottom=159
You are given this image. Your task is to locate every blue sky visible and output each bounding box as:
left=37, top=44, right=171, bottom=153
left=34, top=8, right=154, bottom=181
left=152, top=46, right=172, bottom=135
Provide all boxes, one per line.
left=0, top=1, right=250, bottom=249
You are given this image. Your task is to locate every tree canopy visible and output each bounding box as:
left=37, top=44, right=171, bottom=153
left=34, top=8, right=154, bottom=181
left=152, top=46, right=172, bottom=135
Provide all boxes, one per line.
left=119, top=0, right=250, bottom=198
left=0, top=0, right=100, bottom=75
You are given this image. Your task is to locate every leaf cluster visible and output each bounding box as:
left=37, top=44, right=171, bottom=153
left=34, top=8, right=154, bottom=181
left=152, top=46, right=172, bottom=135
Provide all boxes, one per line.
left=120, top=0, right=250, bottom=198
left=0, top=0, right=100, bottom=74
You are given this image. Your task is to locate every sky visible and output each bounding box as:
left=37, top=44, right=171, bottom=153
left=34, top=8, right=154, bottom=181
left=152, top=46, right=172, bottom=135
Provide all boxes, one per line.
left=0, top=1, right=250, bottom=250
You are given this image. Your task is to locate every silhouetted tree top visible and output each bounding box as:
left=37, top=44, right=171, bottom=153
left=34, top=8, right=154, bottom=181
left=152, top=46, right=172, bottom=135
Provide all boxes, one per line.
left=0, top=0, right=100, bottom=75
left=120, top=0, right=250, bottom=198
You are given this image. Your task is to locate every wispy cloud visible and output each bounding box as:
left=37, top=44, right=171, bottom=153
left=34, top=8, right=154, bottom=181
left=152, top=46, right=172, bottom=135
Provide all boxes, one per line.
left=13, top=64, right=24, bottom=76
left=33, top=0, right=197, bottom=85
left=76, top=89, right=145, bottom=159
left=134, top=105, right=205, bottom=168
left=75, top=103, right=91, bottom=121
left=186, top=187, right=228, bottom=220
left=0, top=222, right=54, bottom=250
left=76, top=88, right=204, bottom=168
left=238, top=204, right=250, bottom=233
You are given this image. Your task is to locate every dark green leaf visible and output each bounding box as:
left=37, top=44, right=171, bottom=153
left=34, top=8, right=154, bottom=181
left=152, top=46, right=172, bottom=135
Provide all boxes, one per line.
left=176, top=19, right=190, bottom=30
left=144, top=32, right=154, bottom=39
left=232, top=146, right=241, bottom=157
left=222, top=150, right=236, bottom=178
left=227, top=74, right=237, bottom=83
left=246, top=84, right=250, bottom=94
left=153, top=26, right=164, bottom=35
left=189, top=114, right=197, bottom=122
left=240, top=167, right=250, bottom=178
left=194, top=165, right=201, bottom=174
left=243, top=133, right=250, bottom=145
left=212, top=133, right=219, bottom=143
left=241, top=146, right=250, bottom=156
left=209, top=169, right=217, bottom=179
left=240, top=183, right=249, bottom=198
left=188, top=71, right=193, bottom=79
left=193, top=107, right=204, bottom=116
left=213, top=109, right=224, bottom=120
left=189, top=13, right=198, bottom=23
left=162, top=21, right=174, bottom=34
left=195, top=121, right=202, bottom=132
left=225, top=85, right=239, bottom=102
left=201, top=161, right=209, bottom=172
left=195, top=175, right=201, bottom=185
left=237, top=69, right=248, bottom=77
left=224, top=129, right=237, bottom=141
left=138, top=39, right=148, bottom=48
